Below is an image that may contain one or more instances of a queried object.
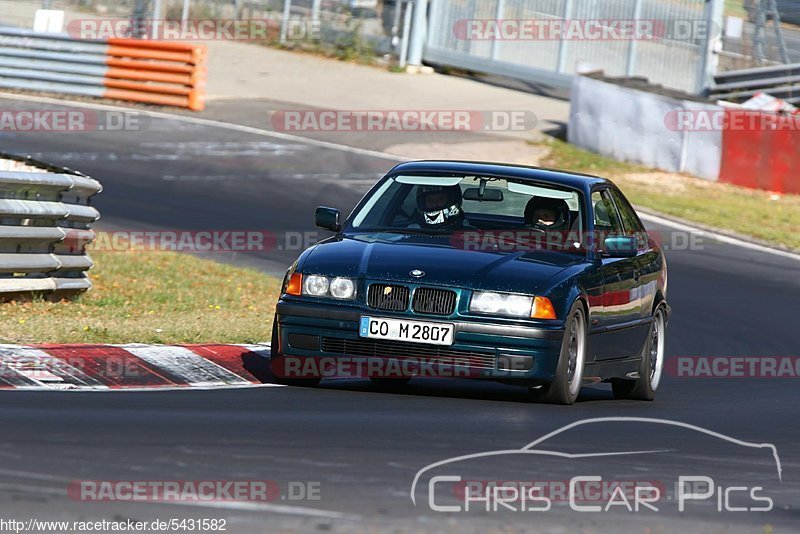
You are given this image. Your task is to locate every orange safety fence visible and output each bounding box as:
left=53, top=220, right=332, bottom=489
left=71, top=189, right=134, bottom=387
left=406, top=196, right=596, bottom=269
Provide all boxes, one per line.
left=102, top=39, right=206, bottom=111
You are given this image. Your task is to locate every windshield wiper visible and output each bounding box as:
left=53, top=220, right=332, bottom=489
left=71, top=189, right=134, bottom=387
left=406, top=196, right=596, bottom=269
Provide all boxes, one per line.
left=363, top=228, right=448, bottom=236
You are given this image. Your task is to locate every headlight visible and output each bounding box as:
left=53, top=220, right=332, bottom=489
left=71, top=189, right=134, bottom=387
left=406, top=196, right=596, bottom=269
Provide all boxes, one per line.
left=303, top=275, right=329, bottom=296
left=470, top=291, right=533, bottom=317
left=329, top=277, right=355, bottom=299
left=299, top=274, right=356, bottom=300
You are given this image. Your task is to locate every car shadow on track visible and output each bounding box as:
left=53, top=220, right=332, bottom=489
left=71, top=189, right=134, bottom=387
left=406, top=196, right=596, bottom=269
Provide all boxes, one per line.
left=290, top=378, right=620, bottom=404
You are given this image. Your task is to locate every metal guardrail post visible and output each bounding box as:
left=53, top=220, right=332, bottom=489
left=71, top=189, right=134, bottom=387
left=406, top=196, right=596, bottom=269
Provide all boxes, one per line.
left=695, top=0, right=725, bottom=95
left=753, top=0, right=789, bottom=64
left=311, top=0, right=322, bottom=24
left=151, top=0, right=163, bottom=39
left=407, top=0, right=429, bottom=67
left=181, top=0, right=191, bottom=24
left=132, top=0, right=150, bottom=39
left=769, top=0, right=790, bottom=64
left=490, top=0, right=506, bottom=61
left=754, top=0, right=767, bottom=63
left=398, top=0, right=414, bottom=68
left=625, top=0, right=644, bottom=76
left=280, top=0, right=292, bottom=44
left=556, top=0, right=574, bottom=74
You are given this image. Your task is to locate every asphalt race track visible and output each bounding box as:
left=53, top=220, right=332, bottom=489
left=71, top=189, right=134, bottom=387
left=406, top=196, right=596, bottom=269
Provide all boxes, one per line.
left=0, top=97, right=798, bottom=532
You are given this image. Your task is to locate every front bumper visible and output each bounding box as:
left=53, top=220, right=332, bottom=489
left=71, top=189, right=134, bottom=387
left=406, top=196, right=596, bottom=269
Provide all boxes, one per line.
left=274, top=300, right=565, bottom=382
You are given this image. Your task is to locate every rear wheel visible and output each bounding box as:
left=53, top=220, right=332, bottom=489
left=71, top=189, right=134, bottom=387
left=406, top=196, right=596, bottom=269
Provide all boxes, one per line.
left=532, top=301, right=587, bottom=405
left=612, top=306, right=666, bottom=400
left=270, top=316, right=322, bottom=387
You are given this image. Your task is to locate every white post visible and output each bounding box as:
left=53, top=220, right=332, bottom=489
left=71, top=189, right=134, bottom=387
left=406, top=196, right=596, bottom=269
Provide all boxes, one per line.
left=311, top=0, right=321, bottom=23
left=556, top=0, right=574, bottom=73
left=151, top=0, right=163, bottom=39
left=398, top=0, right=414, bottom=68
left=181, top=0, right=191, bottom=24
left=406, top=0, right=429, bottom=66
left=280, top=0, right=292, bottom=44
left=625, top=0, right=643, bottom=76
left=695, top=0, right=724, bottom=94
left=490, top=0, right=506, bottom=60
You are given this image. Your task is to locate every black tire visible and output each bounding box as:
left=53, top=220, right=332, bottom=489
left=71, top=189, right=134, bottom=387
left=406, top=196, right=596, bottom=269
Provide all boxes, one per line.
left=612, top=306, right=666, bottom=401
left=531, top=301, right=587, bottom=405
left=270, top=316, right=321, bottom=388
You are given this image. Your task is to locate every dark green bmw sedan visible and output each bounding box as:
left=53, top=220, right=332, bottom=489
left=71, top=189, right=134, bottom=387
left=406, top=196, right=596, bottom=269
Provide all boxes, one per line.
left=271, top=161, right=669, bottom=404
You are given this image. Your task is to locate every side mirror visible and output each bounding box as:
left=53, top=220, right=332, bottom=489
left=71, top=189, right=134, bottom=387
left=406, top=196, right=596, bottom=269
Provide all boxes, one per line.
left=315, top=206, right=341, bottom=232
left=604, top=236, right=638, bottom=258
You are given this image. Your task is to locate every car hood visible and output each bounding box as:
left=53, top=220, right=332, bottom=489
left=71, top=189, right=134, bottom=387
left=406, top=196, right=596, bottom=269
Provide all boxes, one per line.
left=301, top=233, right=586, bottom=294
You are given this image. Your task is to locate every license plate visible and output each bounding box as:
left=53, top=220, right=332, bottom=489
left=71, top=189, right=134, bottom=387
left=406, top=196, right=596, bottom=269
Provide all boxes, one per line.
left=359, top=317, right=455, bottom=346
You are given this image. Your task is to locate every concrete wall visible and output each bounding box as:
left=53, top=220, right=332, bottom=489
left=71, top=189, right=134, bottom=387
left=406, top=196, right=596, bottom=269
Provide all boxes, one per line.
left=568, top=75, right=723, bottom=181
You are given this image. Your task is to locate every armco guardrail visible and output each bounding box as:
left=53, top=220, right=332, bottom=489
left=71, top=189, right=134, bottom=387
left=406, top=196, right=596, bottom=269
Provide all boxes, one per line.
left=0, top=27, right=206, bottom=111
left=0, top=153, right=101, bottom=298
left=711, top=63, right=800, bottom=104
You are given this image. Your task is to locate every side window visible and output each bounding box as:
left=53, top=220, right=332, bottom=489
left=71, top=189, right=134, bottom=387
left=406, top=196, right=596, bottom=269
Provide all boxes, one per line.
left=591, top=190, right=624, bottom=235
left=609, top=189, right=643, bottom=234
left=609, top=189, right=648, bottom=249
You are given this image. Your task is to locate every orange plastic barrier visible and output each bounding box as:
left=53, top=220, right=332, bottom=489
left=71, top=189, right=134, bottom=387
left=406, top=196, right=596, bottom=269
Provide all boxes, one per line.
left=100, top=40, right=206, bottom=111
left=0, top=29, right=207, bottom=111
left=104, top=88, right=204, bottom=111
left=106, top=58, right=195, bottom=74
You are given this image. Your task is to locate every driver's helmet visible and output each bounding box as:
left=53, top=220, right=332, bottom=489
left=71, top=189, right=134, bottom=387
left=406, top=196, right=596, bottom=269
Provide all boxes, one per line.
left=416, top=185, right=464, bottom=229
left=524, top=196, right=570, bottom=232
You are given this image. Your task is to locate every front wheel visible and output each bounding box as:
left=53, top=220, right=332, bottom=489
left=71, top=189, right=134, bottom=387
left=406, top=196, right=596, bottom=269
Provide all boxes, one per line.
left=532, top=301, right=587, bottom=405
left=612, top=306, right=666, bottom=401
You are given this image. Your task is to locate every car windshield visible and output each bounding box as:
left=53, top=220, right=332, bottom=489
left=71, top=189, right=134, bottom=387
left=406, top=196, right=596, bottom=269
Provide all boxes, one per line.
left=349, top=175, right=583, bottom=251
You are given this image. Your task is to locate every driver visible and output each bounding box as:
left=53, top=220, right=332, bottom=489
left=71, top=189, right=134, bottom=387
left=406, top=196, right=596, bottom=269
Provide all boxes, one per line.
left=416, top=185, right=465, bottom=229
left=524, top=196, right=570, bottom=232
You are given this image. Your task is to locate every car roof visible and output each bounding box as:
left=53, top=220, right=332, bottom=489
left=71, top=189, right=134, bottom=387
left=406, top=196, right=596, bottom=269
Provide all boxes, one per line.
left=387, top=160, right=611, bottom=191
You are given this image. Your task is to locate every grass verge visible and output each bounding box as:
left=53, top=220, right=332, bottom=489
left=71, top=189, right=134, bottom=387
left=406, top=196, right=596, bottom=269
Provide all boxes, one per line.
left=725, top=0, right=747, bottom=18
left=0, top=248, right=281, bottom=345
left=540, top=138, right=800, bottom=251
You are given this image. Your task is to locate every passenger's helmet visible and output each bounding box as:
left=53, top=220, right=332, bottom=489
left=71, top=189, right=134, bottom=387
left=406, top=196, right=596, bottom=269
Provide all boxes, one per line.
left=416, top=185, right=464, bottom=229
left=524, top=196, right=570, bottom=232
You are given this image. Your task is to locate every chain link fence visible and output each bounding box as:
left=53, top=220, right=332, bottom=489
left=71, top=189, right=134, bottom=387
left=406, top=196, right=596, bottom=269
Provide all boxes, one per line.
left=719, top=0, right=800, bottom=71
left=48, top=0, right=403, bottom=59
left=425, top=0, right=717, bottom=94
